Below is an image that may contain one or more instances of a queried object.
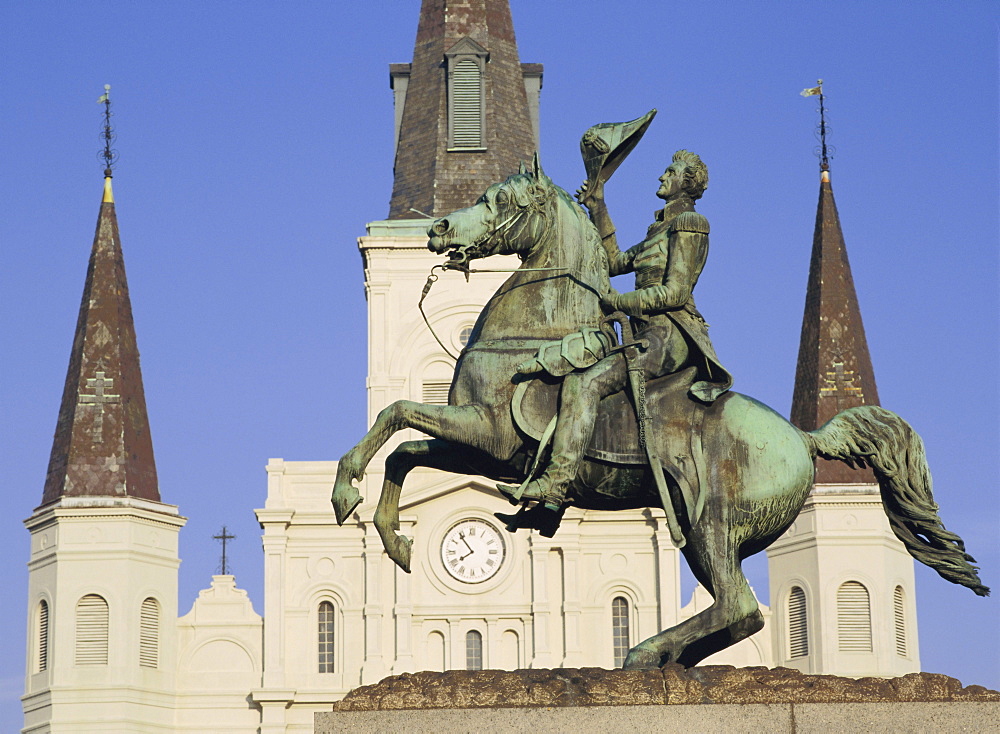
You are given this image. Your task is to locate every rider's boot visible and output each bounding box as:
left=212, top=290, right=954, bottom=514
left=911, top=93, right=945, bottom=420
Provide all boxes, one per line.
left=496, top=372, right=601, bottom=530
left=495, top=502, right=566, bottom=537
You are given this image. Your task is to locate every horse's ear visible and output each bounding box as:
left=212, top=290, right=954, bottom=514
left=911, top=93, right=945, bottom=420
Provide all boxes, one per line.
left=519, top=160, right=529, bottom=175
left=532, top=152, right=545, bottom=179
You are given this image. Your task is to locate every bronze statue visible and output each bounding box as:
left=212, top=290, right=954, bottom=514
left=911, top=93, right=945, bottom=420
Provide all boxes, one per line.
left=495, top=146, right=732, bottom=532
left=331, top=123, right=988, bottom=670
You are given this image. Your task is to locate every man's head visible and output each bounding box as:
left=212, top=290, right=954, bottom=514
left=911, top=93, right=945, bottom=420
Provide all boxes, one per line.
left=657, top=150, right=709, bottom=201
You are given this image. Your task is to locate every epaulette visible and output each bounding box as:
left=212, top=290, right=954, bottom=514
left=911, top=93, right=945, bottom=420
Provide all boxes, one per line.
left=669, top=210, right=710, bottom=235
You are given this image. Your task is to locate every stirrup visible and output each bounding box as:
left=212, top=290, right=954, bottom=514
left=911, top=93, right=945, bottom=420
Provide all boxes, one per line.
left=496, top=481, right=549, bottom=506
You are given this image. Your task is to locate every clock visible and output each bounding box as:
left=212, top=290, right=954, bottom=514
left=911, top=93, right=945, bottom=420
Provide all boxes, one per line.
left=440, top=518, right=506, bottom=583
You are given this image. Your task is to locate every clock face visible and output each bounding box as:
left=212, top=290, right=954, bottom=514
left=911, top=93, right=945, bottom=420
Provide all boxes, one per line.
left=440, top=518, right=506, bottom=584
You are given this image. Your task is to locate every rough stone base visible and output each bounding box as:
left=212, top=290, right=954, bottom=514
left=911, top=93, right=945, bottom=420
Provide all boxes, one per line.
left=316, top=702, right=1000, bottom=733
left=316, top=665, right=1000, bottom=733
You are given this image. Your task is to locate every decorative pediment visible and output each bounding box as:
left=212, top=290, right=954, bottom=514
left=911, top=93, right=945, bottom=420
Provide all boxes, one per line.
left=397, top=475, right=499, bottom=512
left=445, top=36, right=489, bottom=60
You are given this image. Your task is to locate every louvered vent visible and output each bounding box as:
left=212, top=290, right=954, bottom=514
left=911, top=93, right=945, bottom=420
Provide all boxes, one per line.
left=76, top=594, right=109, bottom=665
left=894, top=586, right=907, bottom=657
left=140, top=597, right=159, bottom=668
left=451, top=59, right=483, bottom=148
left=837, top=581, right=872, bottom=653
left=422, top=381, right=451, bottom=405
left=788, top=586, right=808, bottom=658
left=38, top=600, right=49, bottom=672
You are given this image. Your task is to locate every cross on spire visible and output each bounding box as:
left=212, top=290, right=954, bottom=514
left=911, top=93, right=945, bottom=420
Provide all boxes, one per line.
left=214, top=526, right=236, bottom=575
left=78, top=369, right=120, bottom=443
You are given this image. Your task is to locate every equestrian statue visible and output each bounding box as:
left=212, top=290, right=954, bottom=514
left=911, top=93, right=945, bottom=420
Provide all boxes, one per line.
left=331, top=111, right=988, bottom=670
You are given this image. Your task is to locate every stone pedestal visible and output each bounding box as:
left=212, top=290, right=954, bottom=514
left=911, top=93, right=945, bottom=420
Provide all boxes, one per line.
left=315, top=665, right=999, bottom=733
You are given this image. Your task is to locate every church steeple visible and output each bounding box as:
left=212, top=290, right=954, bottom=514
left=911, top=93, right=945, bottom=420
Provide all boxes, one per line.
left=388, top=0, right=542, bottom=219
left=790, top=166, right=881, bottom=483
left=40, top=124, right=159, bottom=505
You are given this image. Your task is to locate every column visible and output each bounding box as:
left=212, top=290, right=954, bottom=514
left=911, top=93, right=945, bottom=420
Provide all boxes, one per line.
left=559, top=520, right=585, bottom=666
left=528, top=534, right=554, bottom=668
left=361, top=524, right=387, bottom=683
left=392, top=518, right=416, bottom=674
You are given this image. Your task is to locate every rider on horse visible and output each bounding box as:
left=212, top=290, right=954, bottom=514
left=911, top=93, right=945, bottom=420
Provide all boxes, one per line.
left=499, top=149, right=732, bottom=527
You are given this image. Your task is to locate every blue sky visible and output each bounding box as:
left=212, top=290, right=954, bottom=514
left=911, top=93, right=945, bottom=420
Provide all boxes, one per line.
left=1, top=1, right=997, bottom=727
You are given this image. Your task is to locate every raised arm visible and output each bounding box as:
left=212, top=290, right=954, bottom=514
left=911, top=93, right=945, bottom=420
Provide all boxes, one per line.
left=577, top=180, right=636, bottom=276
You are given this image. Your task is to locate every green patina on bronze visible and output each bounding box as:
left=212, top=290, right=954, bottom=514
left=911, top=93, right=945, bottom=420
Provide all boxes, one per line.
left=331, top=118, right=988, bottom=670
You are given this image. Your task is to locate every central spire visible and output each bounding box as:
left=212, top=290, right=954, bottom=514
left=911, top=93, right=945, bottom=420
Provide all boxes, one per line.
left=388, top=0, right=542, bottom=219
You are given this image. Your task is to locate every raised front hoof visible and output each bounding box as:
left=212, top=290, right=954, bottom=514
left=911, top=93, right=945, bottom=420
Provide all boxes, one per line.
left=622, top=646, right=662, bottom=670
left=387, top=534, right=413, bottom=573
left=331, top=484, right=363, bottom=526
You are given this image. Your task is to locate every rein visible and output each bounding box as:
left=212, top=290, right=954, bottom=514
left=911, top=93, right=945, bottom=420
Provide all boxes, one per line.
left=418, top=262, right=568, bottom=361
left=418, top=187, right=602, bottom=362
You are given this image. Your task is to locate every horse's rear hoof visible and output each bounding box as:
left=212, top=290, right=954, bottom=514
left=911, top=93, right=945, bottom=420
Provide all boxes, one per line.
left=622, top=646, right=661, bottom=670
left=331, top=485, right=363, bottom=525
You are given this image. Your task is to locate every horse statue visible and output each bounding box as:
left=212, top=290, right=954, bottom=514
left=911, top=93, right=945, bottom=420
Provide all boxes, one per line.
left=331, top=156, right=988, bottom=669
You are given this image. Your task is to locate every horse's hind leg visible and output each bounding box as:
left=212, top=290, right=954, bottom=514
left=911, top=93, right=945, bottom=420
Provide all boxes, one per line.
left=332, top=401, right=491, bottom=524
left=623, top=537, right=762, bottom=669
left=374, top=439, right=477, bottom=572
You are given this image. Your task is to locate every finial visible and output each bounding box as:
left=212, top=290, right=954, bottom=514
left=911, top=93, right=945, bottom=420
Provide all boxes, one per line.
left=97, top=84, right=118, bottom=178
left=800, top=79, right=833, bottom=174
left=213, top=525, right=237, bottom=575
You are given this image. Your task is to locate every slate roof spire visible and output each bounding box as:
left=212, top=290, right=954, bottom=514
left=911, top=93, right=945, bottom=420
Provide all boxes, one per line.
left=790, top=167, right=881, bottom=484
left=388, top=0, right=542, bottom=219
left=40, top=129, right=160, bottom=506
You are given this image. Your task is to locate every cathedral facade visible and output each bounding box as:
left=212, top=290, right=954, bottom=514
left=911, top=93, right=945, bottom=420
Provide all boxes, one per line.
left=22, top=2, right=919, bottom=732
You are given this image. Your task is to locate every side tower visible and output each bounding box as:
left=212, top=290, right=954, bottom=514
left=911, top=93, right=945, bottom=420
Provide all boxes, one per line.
left=767, top=114, right=919, bottom=676
left=22, top=163, right=185, bottom=731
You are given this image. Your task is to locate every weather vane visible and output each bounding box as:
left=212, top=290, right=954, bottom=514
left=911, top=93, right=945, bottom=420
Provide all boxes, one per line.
left=800, top=79, right=832, bottom=171
left=97, top=84, right=118, bottom=177
left=213, top=526, right=236, bottom=575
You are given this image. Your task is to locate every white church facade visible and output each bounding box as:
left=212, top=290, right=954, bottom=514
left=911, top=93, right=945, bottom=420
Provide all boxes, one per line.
left=23, top=2, right=920, bottom=732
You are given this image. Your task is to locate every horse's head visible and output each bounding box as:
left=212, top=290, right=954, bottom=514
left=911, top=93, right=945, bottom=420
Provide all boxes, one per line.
left=428, top=155, right=558, bottom=267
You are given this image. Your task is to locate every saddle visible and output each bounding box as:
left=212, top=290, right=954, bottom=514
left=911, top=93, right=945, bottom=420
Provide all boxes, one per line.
left=511, top=366, right=711, bottom=526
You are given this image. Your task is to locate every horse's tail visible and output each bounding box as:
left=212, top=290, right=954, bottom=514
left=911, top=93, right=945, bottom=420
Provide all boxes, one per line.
left=802, top=405, right=989, bottom=597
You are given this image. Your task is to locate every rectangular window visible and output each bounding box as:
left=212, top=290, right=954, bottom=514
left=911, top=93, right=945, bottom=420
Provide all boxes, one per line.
left=612, top=597, right=630, bottom=667
left=466, top=630, right=483, bottom=671
left=318, top=601, right=335, bottom=673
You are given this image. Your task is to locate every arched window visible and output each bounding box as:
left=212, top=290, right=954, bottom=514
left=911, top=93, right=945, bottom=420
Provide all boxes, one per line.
left=612, top=596, right=630, bottom=667
left=76, top=594, right=109, bottom=665
left=466, top=630, right=483, bottom=670
left=428, top=631, right=447, bottom=672
left=788, top=586, right=808, bottom=658
left=139, top=597, right=159, bottom=668
left=318, top=601, right=335, bottom=673
left=837, top=581, right=872, bottom=653
left=894, top=586, right=907, bottom=657
left=500, top=629, right=519, bottom=670
left=37, top=600, right=49, bottom=672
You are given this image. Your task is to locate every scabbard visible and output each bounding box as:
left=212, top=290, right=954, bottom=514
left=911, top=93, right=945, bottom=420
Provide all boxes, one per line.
left=624, top=346, right=686, bottom=548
